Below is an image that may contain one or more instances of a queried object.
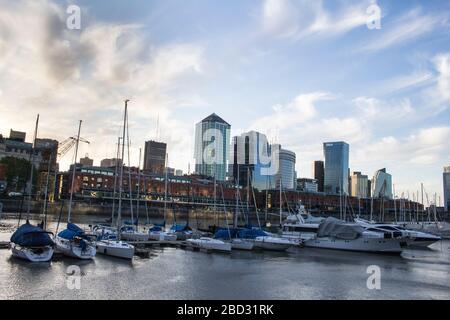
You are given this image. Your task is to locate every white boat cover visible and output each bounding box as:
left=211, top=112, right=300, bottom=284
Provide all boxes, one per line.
left=317, top=217, right=364, bottom=240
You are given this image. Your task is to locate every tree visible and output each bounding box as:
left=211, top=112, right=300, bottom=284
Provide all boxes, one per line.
left=0, top=157, right=37, bottom=193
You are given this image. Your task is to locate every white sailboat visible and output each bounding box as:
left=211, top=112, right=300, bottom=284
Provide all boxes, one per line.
left=187, top=237, right=231, bottom=252
left=253, top=177, right=297, bottom=251
left=10, top=115, right=55, bottom=262
left=55, top=120, right=96, bottom=260
left=148, top=153, right=177, bottom=241
left=119, top=102, right=149, bottom=242
left=96, top=108, right=135, bottom=260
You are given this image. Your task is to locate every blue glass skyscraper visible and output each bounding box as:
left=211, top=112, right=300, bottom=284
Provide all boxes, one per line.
left=323, top=141, right=349, bottom=195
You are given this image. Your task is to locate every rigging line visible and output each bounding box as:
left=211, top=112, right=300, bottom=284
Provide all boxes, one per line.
left=220, top=184, right=231, bottom=240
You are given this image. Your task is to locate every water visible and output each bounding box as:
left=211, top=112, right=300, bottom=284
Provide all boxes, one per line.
left=1, top=216, right=450, bottom=300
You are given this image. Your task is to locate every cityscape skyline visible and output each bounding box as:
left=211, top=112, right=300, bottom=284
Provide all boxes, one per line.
left=0, top=0, right=449, bottom=202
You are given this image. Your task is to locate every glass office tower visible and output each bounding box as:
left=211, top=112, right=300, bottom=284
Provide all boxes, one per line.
left=323, top=141, right=349, bottom=195
left=194, top=113, right=230, bottom=181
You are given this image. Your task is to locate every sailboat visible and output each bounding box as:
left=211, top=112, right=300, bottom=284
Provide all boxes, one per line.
left=10, top=114, right=55, bottom=262
left=95, top=114, right=135, bottom=260
left=253, top=177, right=297, bottom=251
left=119, top=103, right=149, bottom=242
left=148, top=153, right=177, bottom=241
left=186, top=166, right=231, bottom=253
left=55, top=120, right=96, bottom=259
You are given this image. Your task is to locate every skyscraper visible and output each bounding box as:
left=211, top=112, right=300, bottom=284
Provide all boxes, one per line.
left=350, top=171, right=369, bottom=198
left=143, top=140, right=167, bottom=174
left=194, top=113, right=230, bottom=181
left=443, top=166, right=450, bottom=211
left=323, top=141, right=349, bottom=195
left=313, top=160, right=324, bottom=192
left=372, top=168, right=393, bottom=199
left=277, top=148, right=296, bottom=190
left=230, top=131, right=276, bottom=191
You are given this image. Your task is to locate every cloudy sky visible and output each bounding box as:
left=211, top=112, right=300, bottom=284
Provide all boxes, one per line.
left=0, top=0, right=449, bottom=203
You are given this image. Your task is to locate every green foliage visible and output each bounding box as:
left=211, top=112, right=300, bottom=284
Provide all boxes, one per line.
left=0, top=157, right=37, bottom=193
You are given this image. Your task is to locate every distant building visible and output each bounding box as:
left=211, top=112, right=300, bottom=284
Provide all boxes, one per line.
left=372, top=168, right=393, bottom=199
left=277, top=148, right=296, bottom=190
left=194, top=113, right=230, bottom=181
left=100, top=158, right=122, bottom=168
left=165, top=167, right=175, bottom=176
left=0, top=135, right=42, bottom=168
left=35, top=138, right=58, bottom=172
left=313, top=160, right=324, bottom=192
left=175, top=169, right=183, bottom=176
left=230, top=131, right=276, bottom=191
left=323, top=141, right=349, bottom=195
left=350, top=171, right=369, bottom=198
left=444, top=166, right=450, bottom=211
left=297, top=178, right=318, bottom=193
left=143, top=140, right=167, bottom=174
left=9, top=130, right=26, bottom=142
left=79, top=156, right=94, bottom=167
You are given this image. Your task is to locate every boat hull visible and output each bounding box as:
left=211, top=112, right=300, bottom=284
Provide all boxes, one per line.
left=230, top=239, right=254, bottom=251
left=253, top=237, right=294, bottom=252
left=10, top=243, right=54, bottom=262
left=187, top=238, right=231, bottom=252
left=96, top=240, right=134, bottom=259
left=304, top=237, right=403, bottom=254
left=120, top=232, right=149, bottom=242
left=55, top=236, right=96, bottom=260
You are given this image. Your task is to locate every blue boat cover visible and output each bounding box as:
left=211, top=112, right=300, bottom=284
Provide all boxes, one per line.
left=149, top=225, right=162, bottom=232
left=170, top=224, right=190, bottom=232
left=214, top=228, right=237, bottom=240
left=10, top=222, right=54, bottom=247
left=123, top=219, right=138, bottom=226
left=57, top=223, right=87, bottom=240
left=237, top=228, right=268, bottom=239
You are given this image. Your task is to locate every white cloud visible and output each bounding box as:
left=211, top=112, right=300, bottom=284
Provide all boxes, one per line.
left=261, top=0, right=369, bottom=40
left=0, top=0, right=204, bottom=172
left=249, top=91, right=332, bottom=136
left=359, top=8, right=443, bottom=53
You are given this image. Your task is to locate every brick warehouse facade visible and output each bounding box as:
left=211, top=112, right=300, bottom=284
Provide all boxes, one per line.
left=54, top=165, right=424, bottom=218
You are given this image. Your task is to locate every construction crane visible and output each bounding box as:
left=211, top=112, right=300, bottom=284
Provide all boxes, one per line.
left=57, top=136, right=90, bottom=159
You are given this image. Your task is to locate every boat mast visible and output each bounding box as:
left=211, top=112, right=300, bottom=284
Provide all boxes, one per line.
left=234, top=163, right=239, bottom=229
left=67, top=120, right=82, bottom=223
left=42, top=152, right=52, bottom=229
left=279, top=175, right=282, bottom=226
left=126, top=108, right=134, bottom=229
left=117, top=100, right=128, bottom=236
left=26, top=114, right=39, bottom=220
left=393, top=184, right=397, bottom=223
left=164, top=152, right=168, bottom=225
left=136, top=147, right=142, bottom=232
left=111, top=137, right=121, bottom=227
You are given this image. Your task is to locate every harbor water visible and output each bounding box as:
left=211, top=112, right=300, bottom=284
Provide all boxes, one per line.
left=1, top=215, right=450, bottom=300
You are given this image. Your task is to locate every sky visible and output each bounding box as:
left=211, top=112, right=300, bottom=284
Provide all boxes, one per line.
left=0, top=0, right=449, bottom=204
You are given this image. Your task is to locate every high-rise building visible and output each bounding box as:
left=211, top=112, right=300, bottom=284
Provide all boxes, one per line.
left=35, top=138, right=58, bottom=172
left=79, top=156, right=94, bottom=167
left=194, top=113, right=230, bottom=181
left=230, top=131, right=276, bottom=191
left=350, top=171, right=369, bottom=198
left=100, top=158, right=122, bottom=168
left=323, top=141, right=349, bottom=195
left=372, top=168, right=393, bottom=199
left=313, top=160, right=324, bottom=192
left=297, top=178, right=318, bottom=193
left=143, top=140, right=166, bottom=174
left=175, top=169, right=183, bottom=176
left=443, top=166, right=450, bottom=211
left=277, top=148, right=296, bottom=190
